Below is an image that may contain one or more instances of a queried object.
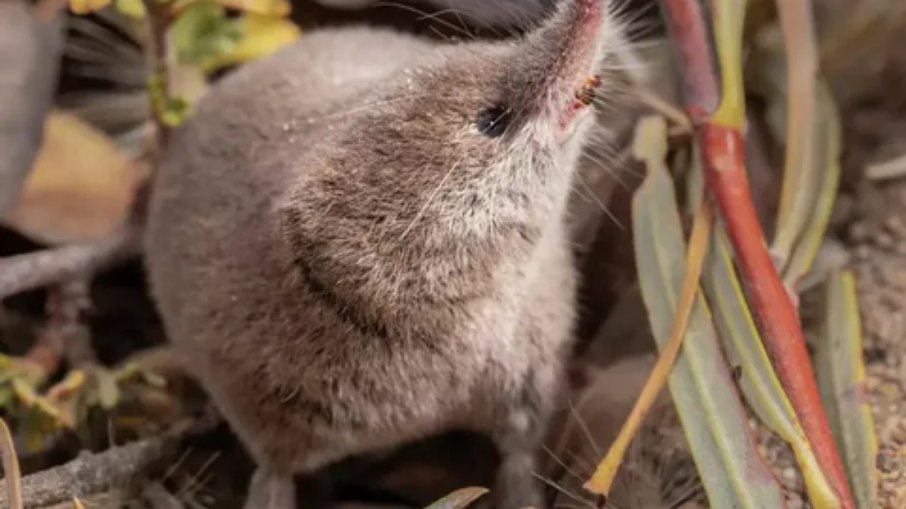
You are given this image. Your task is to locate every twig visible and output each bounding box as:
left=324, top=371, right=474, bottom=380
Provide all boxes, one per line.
left=865, top=153, right=906, bottom=182
left=584, top=197, right=713, bottom=497
left=659, top=0, right=719, bottom=122
left=0, top=438, right=174, bottom=508
left=0, top=225, right=140, bottom=301
left=115, top=346, right=186, bottom=380
left=659, top=0, right=855, bottom=507
left=54, top=279, right=96, bottom=367
left=141, top=0, right=176, bottom=144
left=631, top=87, right=693, bottom=133
left=21, top=279, right=95, bottom=378
left=0, top=417, right=23, bottom=509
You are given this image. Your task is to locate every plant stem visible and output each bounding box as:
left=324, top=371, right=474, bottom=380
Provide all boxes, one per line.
left=699, top=125, right=853, bottom=508
left=584, top=196, right=714, bottom=497
left=658, top=0, right=855, bottom=507
left=0, top=418, right=22, bottom=509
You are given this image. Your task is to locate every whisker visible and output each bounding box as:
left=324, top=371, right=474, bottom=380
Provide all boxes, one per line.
left=543, top=444, right=591, bottom=483
left=301, top=93, right=429, bottom=124
left=563, top=448, right=597, bottom=478
left=373, top=2, right=476, bottom=39
left=567, top=398, right=603, bottom=456
left=572, top=173, right=623, bottom=230
left=531, top=471, right=597, bottom=508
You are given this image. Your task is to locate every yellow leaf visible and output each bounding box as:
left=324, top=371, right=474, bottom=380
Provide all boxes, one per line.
left=69, top=0, right=112, bottom=15
left=207, top=13, right=300, bottom=70
left=424, top=487, right=488, bottom=509
left=3, top=111, right=146, bottom=244
left=114, top=0, right=147, bottom=18
left=46, top=370, right=87, bottom=402
left=216, top=0, right=290, bottom=16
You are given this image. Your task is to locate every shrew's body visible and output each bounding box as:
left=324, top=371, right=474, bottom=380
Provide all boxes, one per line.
left=144, top=2, right=620, bottom=507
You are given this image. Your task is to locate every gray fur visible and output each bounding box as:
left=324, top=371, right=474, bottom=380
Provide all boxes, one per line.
left=144, top=1, right=621, bottom=507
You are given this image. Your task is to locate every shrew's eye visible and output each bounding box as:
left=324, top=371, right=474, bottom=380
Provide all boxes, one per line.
left=475, top=106, right=511, bottom=138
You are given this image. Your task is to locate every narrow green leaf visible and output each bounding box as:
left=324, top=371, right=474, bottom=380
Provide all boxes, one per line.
left=754, top=27, right=842, bottom=286
left=424, top=487, right=488, bottom=509
left=816, top=271, right=878, bottom=509
left=782, top=81, right=841, bottom=286
left=687, top=156, right=839, bottom=508
left=632, top=116, right=788, bottom=508
left=704, top=229, right=839, bottom=508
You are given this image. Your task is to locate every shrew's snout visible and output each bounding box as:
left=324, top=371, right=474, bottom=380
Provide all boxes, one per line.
left=511, top=0, right=609, bottom=127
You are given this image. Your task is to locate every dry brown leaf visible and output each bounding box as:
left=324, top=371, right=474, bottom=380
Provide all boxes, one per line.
left=0, top=1, right=63, bottom=215
left=3, top=111, right=145, bottom=245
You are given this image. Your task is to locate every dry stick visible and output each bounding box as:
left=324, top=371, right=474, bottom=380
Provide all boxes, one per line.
left=141, top=0, right=176, bottom=145
left=659, top=0, right=856, bottom=507
left=583, top=199, right=714, bottom=499
left=0, top=438, right=173, bottom=508
left=0, top=225, right=140, bottom=301
left=631, top=87, right=693, bottom=134
left=20, top=279, right=95, bottom=378
left=0, top=417, right=23, bottom=509
left=54, top=279, right=97, bottom=367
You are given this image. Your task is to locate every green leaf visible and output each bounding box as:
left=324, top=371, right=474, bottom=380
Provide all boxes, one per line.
left=113, top=0, right=147, bottom=18
left=424, top=487, right=488, bottom=509
left=169, top=1, right=242, bottom=69
left=685, top=153, right=840, bottom=508
left=94, top=367, right=120, bottom=411
left=200, top=13, right=301, bottom=72
left=0, top=387, right=13, bottom=408
left=631, top=116, right=787, bottom=508
left=816, top=271, right=878, bottom=509
left=148, top=73, right=191, bottom=127
left=705, top=231, right=839, bottom=507
left=754, top=27, right=842, bottom=286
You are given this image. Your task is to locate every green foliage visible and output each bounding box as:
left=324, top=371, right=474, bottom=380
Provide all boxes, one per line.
left=113, top=0, right=147, bottom=18
left=170, top=1, right=242, bottom=70
left=0, top=353, right=167, bottom=453
left=632, top=116, right=788, bottom=508
left=148, top=73, right=191, bottom=127
left=817, top=272, right=879, bottom=509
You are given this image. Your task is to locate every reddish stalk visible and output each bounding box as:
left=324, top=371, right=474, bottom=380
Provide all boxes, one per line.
left=659, top=1, right=855, bottom=507
left=699, top=125, right=853, bottom=507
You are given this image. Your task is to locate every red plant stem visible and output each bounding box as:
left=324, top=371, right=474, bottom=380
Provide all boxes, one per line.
left=657, top=0, right=856, bottom=505
left=659, top=0, right=719, bottom=121
left=699, top=125, right=854, bottom=508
